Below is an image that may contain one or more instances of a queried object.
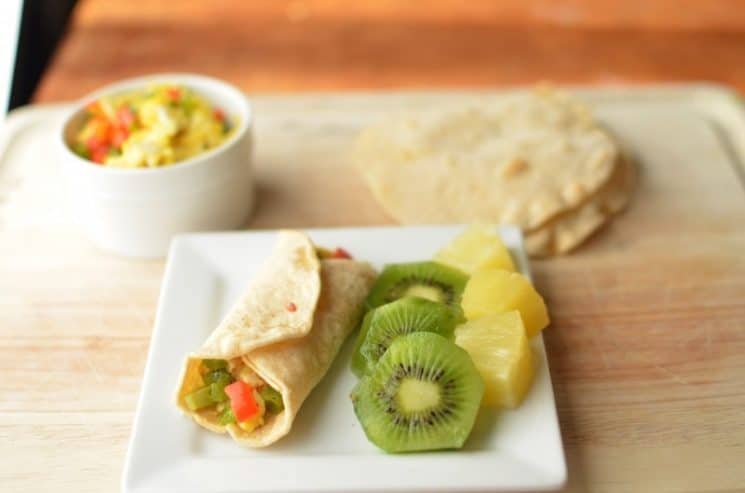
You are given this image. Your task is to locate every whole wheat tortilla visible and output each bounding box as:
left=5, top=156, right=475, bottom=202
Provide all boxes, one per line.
left=176, top=255, right=377, bottom=447
left=525, top=155, right=635, bottom=257
left=353, top=88, right=619, bottom=231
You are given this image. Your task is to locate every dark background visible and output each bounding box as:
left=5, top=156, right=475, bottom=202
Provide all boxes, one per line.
left=9, top=0, right=77, bottom=111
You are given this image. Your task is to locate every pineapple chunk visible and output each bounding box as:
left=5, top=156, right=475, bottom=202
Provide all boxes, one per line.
left=455, top=311, right=534, bottom=408
left=461, top=268, right=549, bottom=337
left=434, top=224, right=516, bottom=274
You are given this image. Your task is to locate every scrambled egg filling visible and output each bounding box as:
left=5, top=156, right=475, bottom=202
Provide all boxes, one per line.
left=73, top=84, right=234, bottom=168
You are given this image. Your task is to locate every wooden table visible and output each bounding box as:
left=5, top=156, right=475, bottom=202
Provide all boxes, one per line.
left=35, top=0, right=745, bottom=102
left=3, top=1, right=744, bottom=492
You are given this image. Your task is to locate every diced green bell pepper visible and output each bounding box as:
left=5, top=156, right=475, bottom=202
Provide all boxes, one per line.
left=218, top=407, right=236, bottom=425
left=259, top=386, right=284, bottom=414
left=202, top=359, right=228, bottom=371
left=210, top=382, right=230, bottom=403
left=206, top=370, right=233, bottom=403
left=203, top=369, right=232, bottom=385
left=184, top=385, right=215, bottom=411
left=72, top=142, right=90, bottom=159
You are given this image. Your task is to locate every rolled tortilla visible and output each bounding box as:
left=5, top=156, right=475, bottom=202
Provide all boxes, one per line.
left=176, top=232, right=376, bottom=447
left=199, top=230, right=322, bottom=357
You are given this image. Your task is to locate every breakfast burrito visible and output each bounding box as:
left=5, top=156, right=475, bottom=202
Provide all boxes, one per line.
left=176, top=230, right=376, bottom=447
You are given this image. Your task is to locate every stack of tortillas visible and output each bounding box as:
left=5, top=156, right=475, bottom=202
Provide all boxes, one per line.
left=353, top=88, right=635, bottom=257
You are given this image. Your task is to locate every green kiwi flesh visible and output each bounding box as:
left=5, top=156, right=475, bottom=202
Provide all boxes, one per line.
left=365, top=261, right=468, bottom=310
left=351, top=332, right=484, bottom=453
left=357, top=297, right=461, bottom=376
left=351, top=310, right=375, bottom=377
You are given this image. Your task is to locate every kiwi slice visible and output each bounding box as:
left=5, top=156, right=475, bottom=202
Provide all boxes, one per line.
left=351, top=332, right=484, bottom=453
left=351, top=310, right=375, bottom=377
left=365, top=261, right=468, bottom=310
left=355, top=297, right=461, bottom=376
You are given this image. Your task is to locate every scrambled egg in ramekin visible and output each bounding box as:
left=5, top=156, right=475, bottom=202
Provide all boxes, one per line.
left=73, top=84, right=234, bottom=168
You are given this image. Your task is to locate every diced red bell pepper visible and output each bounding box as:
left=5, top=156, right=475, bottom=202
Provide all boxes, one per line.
left=86, top=135, right=110, bottom=164
left=91, top=118, right=113, bottom=143
left=85, top=135, right=105, bottom=151
left=167, top=87, right=181, bottom=102
left=117, top=106, right=136, bottom=129
left=111, top=127, right=129, bottom=148
left=332, top=247, right=352, bottom=259
left=213, top=108, right=225, bottom=122
left=224, top=381, right=260, bottom=422
left=90, top=146, right=110, bottom=164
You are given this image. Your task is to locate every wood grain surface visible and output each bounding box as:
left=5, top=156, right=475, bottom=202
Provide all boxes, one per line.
left=2, top=88, right=745, bottom=492
left=9, top=0, right=745, bottom=490
left=35, top=0, right=745, bottom=102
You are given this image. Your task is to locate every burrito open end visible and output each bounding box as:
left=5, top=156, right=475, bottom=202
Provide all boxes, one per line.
left=175, top=230, right=377, bottom=447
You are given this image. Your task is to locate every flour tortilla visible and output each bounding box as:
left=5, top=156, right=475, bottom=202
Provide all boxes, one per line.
left=198, top=230, right=321, bottom=357
left=230, top=259, right=376, bottom=446
left=176, top=251, right=377, bottom=447
left=525, top=155, right=635, bottom=257
left=354, top=88, right=619, bottom=231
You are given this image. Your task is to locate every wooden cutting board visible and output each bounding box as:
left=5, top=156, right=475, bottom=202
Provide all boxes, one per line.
left=1, top=85, right=744, bottom=492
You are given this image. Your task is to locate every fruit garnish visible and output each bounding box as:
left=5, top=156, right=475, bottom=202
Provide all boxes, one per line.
left=434, top=224, right=516, bottom=274
left=461, top=268, right=549, bottom=337
left=365, top=261, right=468, bottom=310
left=354, top=297, right=461, bottom=376
left=351, top=332, right=484, bottom=453
left=455, top=311, right=534, bottom=408
left=351, top=310, right=375, bottom=377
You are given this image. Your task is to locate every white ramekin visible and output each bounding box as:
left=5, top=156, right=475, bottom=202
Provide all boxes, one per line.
left=58, top=73, right=254, bottom=258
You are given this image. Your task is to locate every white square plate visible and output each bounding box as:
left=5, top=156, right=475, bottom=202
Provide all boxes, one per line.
left=123, top=225, right=566, bottom=492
